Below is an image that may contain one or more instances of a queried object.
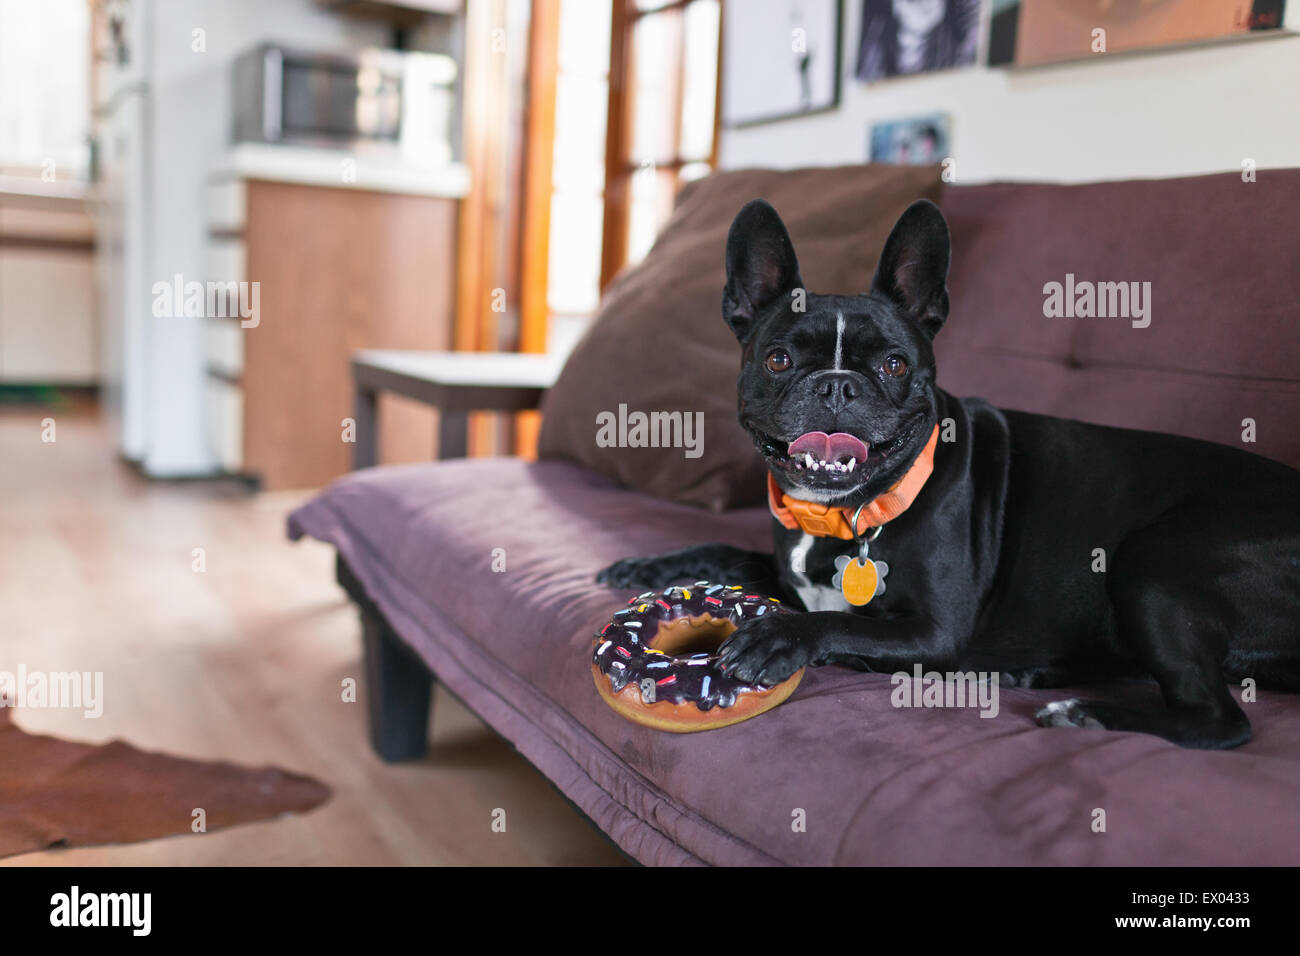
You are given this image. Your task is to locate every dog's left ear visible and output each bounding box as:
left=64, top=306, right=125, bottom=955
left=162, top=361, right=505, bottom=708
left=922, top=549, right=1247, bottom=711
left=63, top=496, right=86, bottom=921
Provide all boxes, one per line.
left=871, top=199, right=951, bottom=339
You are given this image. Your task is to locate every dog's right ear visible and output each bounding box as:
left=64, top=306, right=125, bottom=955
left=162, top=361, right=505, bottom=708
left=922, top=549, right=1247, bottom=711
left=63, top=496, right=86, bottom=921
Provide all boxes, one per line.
left=722, top=200, right=803, bottom=342
left=871, top=198, right=951, bottom=339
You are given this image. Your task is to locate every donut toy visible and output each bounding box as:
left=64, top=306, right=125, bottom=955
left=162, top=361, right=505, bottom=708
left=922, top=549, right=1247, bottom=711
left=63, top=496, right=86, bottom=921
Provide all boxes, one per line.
left=591, top=583, right=804, bottom=732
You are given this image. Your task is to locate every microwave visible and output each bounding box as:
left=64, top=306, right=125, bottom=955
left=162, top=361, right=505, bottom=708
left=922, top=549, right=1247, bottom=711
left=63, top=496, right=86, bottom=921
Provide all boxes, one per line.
left=231, top=43, right=457, bottom=164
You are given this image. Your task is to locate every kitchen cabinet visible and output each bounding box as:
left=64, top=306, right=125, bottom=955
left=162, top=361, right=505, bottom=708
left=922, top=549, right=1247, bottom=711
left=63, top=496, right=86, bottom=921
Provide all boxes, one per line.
left=205, top=148, right=467, bottom=489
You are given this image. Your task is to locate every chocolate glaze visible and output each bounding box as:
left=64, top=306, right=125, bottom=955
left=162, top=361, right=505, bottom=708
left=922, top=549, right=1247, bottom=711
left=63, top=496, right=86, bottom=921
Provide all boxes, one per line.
left=592, top=582, right=793, bottom=711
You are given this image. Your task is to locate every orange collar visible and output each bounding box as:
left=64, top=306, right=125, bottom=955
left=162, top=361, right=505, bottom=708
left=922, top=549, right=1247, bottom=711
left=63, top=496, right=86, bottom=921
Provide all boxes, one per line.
left=767, top=425, right=940, bottom=539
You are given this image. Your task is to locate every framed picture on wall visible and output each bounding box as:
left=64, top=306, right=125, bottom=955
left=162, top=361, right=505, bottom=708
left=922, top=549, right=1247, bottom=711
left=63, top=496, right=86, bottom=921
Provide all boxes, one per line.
left=989, top=0, right=1289, bottom=68
left=869, top=113, right=951, bottom=164
left=855, top=0, right=981, bottom=82
left=722, top=0, right=843, bottom=127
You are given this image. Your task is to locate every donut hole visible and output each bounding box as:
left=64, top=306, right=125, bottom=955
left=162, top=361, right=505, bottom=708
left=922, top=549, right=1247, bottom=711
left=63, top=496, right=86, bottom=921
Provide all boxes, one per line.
left=650, top=614, right=737, bottom=658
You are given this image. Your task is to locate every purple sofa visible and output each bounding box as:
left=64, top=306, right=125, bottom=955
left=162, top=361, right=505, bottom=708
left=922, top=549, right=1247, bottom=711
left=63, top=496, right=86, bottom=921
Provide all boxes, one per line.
left=289, top=166, right=1300, bottom=866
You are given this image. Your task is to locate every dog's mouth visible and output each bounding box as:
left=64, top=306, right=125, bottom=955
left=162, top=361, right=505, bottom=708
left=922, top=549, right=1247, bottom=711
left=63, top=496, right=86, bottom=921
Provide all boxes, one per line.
left=749, top=418, right=921, bottom=491
left=786, top=430, right=869, bottom=474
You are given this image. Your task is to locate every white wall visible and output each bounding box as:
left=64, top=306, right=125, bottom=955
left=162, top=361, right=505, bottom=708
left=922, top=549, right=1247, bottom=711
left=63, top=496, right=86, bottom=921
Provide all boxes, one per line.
left=720, top=2, right=1300, bottom=183
left=138, top=0, right=389, bottom=476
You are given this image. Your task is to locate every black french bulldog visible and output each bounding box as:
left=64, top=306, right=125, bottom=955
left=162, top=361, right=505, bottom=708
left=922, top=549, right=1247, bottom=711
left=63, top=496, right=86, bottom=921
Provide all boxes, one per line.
left=597, top=197, right=1300, bottom=750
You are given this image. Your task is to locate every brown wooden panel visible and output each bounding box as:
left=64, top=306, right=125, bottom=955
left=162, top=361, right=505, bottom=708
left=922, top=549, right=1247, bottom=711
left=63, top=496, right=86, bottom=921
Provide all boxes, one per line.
left=241, top=180, right=456, bottom=490
left=600, top=0, right=633, bottom=292
left=519, top=0, right=560, bottom=356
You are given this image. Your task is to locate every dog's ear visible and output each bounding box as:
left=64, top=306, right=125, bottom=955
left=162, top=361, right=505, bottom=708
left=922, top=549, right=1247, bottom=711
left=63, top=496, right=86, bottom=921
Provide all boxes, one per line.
left=871, top=199, right=951, bottom=339
left=722, top=200, right=804, bottom=342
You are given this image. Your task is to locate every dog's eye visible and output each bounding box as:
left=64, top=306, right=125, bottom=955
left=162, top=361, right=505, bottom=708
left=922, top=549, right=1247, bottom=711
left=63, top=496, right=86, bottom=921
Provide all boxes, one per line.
left=765, top=349, right=792, bottom=373
left=882, top=355, right=908, bottom=378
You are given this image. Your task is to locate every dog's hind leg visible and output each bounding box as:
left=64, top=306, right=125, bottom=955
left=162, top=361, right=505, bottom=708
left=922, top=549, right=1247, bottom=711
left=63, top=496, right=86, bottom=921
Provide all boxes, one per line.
left=1036, top=531, right=1252, bottom=750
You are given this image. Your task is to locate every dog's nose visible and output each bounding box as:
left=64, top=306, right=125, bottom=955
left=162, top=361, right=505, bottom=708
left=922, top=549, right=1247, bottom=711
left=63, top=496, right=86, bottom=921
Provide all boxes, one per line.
left=814, top=371, right=859, bottom=413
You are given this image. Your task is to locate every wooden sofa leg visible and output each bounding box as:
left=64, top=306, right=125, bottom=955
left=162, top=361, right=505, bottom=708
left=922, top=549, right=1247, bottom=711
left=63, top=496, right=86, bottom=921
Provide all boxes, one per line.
left=361, top=607, right=434, bottom=762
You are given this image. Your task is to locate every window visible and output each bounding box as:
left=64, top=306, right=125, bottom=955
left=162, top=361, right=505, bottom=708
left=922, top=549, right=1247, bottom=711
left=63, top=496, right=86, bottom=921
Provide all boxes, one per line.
left=464, top=0, right=721, bottom=361
left=602, top=0, right=720, bottom=288
left=0, top=0, right=90, bottom=179
left=545, top=0, right=613, bottom=354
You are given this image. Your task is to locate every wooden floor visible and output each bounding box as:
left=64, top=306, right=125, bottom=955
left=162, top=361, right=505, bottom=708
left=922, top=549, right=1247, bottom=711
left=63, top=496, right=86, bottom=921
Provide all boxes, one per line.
left=0, top=402, right=629, bottom=866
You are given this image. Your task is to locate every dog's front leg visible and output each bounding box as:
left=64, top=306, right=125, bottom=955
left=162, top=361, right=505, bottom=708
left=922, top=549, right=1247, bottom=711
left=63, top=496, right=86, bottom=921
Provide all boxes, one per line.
left=717, top=610, right=953, bottom=685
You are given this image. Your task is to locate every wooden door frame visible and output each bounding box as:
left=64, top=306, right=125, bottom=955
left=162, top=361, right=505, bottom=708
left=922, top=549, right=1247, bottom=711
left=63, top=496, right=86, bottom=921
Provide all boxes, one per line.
left=455, top=0, right=559, bottom=356
left=518, top=0, right=560, bottom=355
left=455, top=0, right=560, bottom=456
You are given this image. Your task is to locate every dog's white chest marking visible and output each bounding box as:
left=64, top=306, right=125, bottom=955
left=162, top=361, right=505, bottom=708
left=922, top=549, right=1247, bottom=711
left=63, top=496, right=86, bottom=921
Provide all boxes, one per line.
left=788, top=533, right=851, bottom=612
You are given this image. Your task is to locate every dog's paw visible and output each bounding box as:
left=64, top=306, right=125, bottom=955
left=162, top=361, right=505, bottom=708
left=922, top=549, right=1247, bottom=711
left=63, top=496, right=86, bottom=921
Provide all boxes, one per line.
left=596, top=557, right=663, bottom=589
left=1035, top=698, right=1105, bottom=730
left=716, top=614, right=811, bottom=686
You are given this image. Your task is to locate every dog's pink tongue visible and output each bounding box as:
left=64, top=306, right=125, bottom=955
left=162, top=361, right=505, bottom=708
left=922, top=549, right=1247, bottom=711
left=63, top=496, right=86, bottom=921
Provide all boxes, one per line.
left=787, top=431, right=869, bottom=462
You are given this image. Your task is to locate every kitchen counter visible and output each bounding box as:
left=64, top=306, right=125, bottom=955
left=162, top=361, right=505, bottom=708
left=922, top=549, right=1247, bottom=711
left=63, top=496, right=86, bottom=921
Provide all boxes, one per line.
left=211, top=142, right=470, bottom=198
left=0, top=175, right=94, bottom=204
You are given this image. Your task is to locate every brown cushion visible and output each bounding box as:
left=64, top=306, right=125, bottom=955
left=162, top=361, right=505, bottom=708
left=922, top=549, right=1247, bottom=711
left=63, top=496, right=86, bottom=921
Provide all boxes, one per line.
left=538, top=163, right=944, bottom=511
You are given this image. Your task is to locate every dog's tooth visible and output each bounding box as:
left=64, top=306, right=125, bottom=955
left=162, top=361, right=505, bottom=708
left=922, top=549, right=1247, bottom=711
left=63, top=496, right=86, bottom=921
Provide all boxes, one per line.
left=804, top=453, right=814, bottom=468
left=848, top=457, right=856, bottom=472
